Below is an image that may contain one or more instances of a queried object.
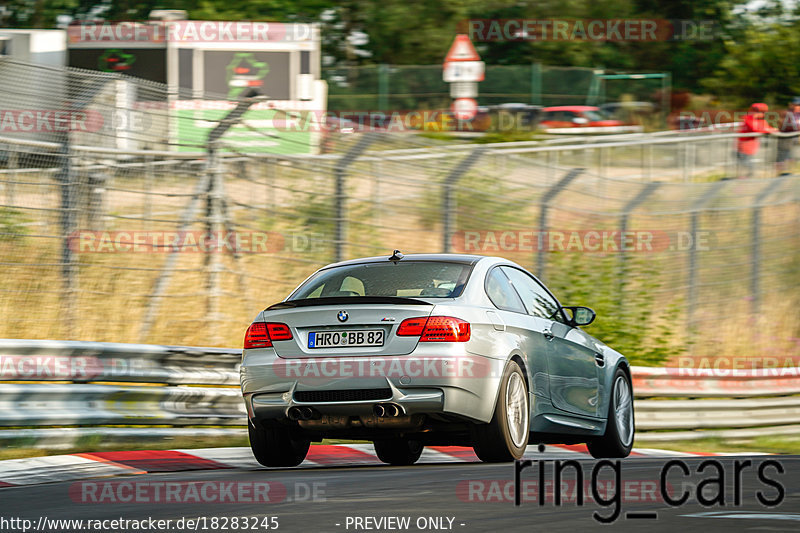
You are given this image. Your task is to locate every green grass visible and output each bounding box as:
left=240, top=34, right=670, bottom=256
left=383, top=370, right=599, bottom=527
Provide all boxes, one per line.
left=4, top=433, right=800, bottom=462
left=0, top=435, right=372, bottom=461
left=0, top=434, right=251, bottom=460
left=636, top=435, right=800, bottom=455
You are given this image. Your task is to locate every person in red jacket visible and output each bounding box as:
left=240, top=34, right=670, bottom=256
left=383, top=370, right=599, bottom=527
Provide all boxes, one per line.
left=737, top=102, right=776, bottom=178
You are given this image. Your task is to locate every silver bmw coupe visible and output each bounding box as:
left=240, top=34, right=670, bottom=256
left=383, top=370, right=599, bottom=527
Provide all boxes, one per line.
left=240, top=252, right=634, bottom=466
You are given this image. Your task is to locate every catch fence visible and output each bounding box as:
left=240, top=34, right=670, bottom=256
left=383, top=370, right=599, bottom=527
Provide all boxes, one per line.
left=0, top=58, right=798, bottom=364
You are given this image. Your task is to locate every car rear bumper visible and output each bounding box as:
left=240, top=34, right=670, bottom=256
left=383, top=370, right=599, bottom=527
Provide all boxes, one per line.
left=240, top=348, right=506, bottom=424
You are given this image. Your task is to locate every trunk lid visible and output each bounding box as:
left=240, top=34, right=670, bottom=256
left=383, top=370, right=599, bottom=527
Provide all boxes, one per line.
left=262, top=297, right=436, bottom=357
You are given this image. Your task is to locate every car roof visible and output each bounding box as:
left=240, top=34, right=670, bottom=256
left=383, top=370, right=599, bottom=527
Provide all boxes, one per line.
left=543, top=106, right=600, bottom=112
left=319, top=253, right=490, bottom=270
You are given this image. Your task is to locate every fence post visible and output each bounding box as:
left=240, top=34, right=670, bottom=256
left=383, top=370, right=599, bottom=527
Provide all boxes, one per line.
left=86, top=172, right=106, bottom=231
left=144, top=154, right=153, bottom=224
left=531, top=63, right=542, bottom=106
left=618, top=183, right=660, bottom=308
left=6, top=151, right=17, bottom=205
left=266, top=157, right=277, bottom=214
left=205, top=145, right=225, bottom=344
left=442, top=146, right=488, bottom=253
left=751, top=177, right=787, bottom=316
left=372, top=158, right=383, bottom=230
left=334, top=166, right=345, bottom=261
left=378, top=64, right=389, bottom=111
left=682, top=141, right=690, bottom=182
left=687, top=180, right=728, bottom=342
left=536, top=168, right=584, bottom=281
left=598, top=146, right=606, bottom=178
left=640, top=143, right=646, bottom=182
left=334, top=134, right=377, bottom=262
left=57, top=142, right=77, bottom=337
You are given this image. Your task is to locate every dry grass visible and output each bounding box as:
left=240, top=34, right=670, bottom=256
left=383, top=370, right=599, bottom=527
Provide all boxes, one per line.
left=0, top=163, right=797, bottom=361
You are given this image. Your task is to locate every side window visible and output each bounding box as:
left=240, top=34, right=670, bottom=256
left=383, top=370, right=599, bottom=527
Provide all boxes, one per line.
left=501, top=267, right=563, bottom=322
left=485, top=268, right=526, bottom=314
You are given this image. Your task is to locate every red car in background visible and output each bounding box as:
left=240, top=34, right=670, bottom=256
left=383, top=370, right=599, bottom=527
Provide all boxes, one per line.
left=539, top=105, right=632, bottom=132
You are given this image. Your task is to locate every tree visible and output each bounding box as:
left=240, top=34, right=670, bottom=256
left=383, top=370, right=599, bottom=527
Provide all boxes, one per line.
left=703, top=21, right=800, bottom=106
left=3, top=0, right=798, bottom=100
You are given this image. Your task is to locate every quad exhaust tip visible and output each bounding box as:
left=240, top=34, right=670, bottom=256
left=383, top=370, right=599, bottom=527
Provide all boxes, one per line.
left=287, top=406, right=319, bottom=421
left=373, top=402, right=404, bottom=418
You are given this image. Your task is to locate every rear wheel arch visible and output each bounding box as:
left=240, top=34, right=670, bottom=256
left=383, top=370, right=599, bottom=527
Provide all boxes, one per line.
left=472, top=358, right=530, bottom=462
left=509, top=353, right=531, bottom=394
left=485, top=352, right=531, bottom=416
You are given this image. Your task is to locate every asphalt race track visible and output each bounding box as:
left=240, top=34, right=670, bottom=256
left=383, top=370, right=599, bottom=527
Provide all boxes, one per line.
left=1, top=452, right=798, bottom=533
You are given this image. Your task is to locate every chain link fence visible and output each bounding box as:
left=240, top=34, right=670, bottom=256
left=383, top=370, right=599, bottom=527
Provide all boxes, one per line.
left=1, top=58, right=798, bottom=365
left=325, top=64, right=663, bottom=110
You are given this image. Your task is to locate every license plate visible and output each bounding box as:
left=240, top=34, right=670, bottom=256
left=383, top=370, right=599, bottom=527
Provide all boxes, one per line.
left=308, top=329, right=384, bottom=348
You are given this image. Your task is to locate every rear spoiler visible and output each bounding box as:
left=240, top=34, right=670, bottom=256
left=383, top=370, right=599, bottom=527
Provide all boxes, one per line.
left=266, top=296, right=434, bottom=311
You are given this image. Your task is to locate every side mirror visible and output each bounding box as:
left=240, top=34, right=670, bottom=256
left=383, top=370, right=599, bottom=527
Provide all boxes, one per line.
left=562, top=306, right=596, bottom=327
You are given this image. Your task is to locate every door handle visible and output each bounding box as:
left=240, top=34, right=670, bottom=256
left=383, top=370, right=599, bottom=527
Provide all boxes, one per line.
left=543, top=329, right=554, bottom=341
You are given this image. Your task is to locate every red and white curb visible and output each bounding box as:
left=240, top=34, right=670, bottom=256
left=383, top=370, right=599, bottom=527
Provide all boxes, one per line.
left=0, top=445, right=758, bottom=488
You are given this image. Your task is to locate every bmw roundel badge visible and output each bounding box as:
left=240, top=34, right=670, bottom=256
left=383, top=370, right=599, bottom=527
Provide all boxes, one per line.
left=337, top=310, right=349, bottom=322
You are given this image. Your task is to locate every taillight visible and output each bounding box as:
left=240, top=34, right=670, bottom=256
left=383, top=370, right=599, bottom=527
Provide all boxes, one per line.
left=267, top=323, right=293, bottom=341
left=244, top=322, right=270, bottom=349
left=396, top=317, right=428, bottom=336
left=396, top=316, right=471, bottom=342
left=243, top=322, right=293, bottom=349
left=421, top=316, right=471, bottom=342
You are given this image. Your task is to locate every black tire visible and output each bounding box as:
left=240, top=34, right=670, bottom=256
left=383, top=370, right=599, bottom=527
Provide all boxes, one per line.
left=587, top=368, right=634, bottom=459
left=373, top=439, right=424, bottom=466
left=248, top=421, right=310, bottom=467
left=472, top=360, right=530, bottom=462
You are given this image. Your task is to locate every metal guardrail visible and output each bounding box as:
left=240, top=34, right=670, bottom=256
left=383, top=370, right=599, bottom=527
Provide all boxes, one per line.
left=631, top=365, right=800, bottom=441
left=0, top=383, right=243, bottom=426
left=635, top=396, right=800, bottom=431
left=1, top=340, right=799, bottom=447
left=0, top=339, right=239, bottom=385
left=631, top=365, right=800, bottom=397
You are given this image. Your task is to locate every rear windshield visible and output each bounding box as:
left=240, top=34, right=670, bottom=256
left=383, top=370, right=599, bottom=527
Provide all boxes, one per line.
left=289, top=261, right=472, bottom=300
